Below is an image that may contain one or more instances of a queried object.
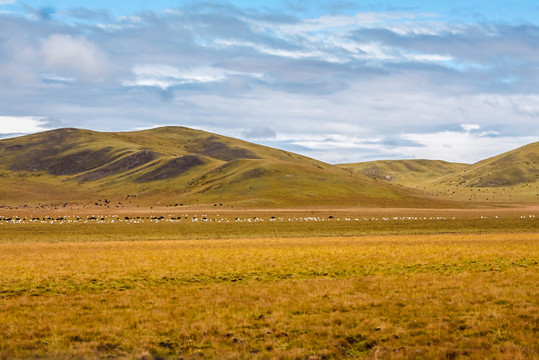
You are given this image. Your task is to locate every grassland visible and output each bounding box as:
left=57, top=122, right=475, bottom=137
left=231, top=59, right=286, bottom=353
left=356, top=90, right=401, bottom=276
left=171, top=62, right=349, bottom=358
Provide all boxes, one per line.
left=0, top=208, right=538, bottom=243
left=0, top=208, right=537, bottom=359
left=1, top=130, right=538, bottom=358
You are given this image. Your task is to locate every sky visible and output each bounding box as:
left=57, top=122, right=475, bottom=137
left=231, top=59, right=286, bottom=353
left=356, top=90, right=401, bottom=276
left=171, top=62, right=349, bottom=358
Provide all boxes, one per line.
left=0, top=1, right=538, bottom=164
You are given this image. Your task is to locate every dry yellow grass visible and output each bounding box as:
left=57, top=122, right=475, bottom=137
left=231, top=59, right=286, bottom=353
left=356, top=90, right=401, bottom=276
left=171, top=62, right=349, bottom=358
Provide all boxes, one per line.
left=1, top=233, right=537, bottom=359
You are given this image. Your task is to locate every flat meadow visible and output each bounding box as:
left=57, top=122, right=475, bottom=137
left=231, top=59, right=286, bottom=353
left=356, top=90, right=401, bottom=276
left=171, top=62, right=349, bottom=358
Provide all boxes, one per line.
left=0, top=207, right=537, bottom=359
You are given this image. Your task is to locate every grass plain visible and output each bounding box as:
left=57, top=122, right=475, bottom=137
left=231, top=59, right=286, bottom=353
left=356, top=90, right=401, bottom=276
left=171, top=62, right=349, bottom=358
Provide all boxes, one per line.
left=0, top=207, right=537, bottom=359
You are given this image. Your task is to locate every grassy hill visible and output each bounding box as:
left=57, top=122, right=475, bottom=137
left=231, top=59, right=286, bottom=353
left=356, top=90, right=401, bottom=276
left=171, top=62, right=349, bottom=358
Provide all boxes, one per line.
left=338, top=142, right=539, bottom=204
left=433, top=142, right=538, bottom=188
left=428, top=142, right=539, bottom=203
left=0, top=127, right=450, bottom=208
left=339, top=160, right=468, bottom=186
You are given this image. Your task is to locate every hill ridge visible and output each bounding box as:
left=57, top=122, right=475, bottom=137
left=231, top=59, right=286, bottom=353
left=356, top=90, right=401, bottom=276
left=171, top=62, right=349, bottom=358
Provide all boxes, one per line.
left=0, top=126, right=453, bottom=208
left=338, top=142, right=538, bottom=203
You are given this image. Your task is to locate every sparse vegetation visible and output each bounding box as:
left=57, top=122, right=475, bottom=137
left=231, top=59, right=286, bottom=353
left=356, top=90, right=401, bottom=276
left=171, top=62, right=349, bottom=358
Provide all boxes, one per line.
left=0, top=229, right=537, bottom=359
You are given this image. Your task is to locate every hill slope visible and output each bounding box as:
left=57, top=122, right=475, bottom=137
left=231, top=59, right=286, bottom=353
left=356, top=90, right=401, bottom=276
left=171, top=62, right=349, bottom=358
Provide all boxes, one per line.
left=0, top=127, right=449, bottom=208
left=434, top=142, right=539, bottom=188
left=339, top=160, right=468, bottom=186
left=428, top=142, right=539, bottom=203
left=338, top=142, right=538, bottom=203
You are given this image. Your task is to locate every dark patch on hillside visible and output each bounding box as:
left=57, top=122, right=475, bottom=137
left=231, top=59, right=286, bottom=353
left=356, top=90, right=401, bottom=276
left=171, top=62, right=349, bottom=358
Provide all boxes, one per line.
left=185, top=160, right=240, bottom=190
left=185, top=162, right=269, bottom=196
left=77, top=150, right=159, bottom=182
left=10, top=147, right=122, bottom=175
left=135, top=155, right=204, bottom=182
left=3, top=129, right=76, bottom=160
left=189, top=159, right=269, bottom=188
left=3, top=128, right=105, bottom=174
left=187, top=136, right=260, bottom=161
left=47, top=148, right=120, bottom=175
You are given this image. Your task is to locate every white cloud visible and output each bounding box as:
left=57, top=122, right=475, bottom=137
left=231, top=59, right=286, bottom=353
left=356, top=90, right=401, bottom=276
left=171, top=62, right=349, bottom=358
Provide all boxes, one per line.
left=238, top=12, right=455, bottom=65
left=0, top=0, right=16, bottom=4
left=213, top=38, right=452, bottom=65
left=0, top=116, right=50, bottom=134
left=252, top=103, right=525, bottom=163
left=387, top=21, right=467, bottom=36
left=461, top=124, right=480, bottom=132
left=263, top=12, right=423, bottom=36
left=40, top=34, right=110, bottom=80
left=123, top=64, right=262, bottom=89
left=0, top=5, right=537, bottom=165
left=97, top=17, right=140, bottom=32
left=401, top=131, right=537, bottom=163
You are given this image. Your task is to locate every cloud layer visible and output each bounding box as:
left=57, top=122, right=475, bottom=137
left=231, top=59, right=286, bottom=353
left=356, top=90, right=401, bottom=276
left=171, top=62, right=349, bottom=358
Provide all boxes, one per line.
left=0, top=116, right=50, bottom=136
left=41, top=34, right=110, bottom=80
left=0, top=2, right=537, bottom=163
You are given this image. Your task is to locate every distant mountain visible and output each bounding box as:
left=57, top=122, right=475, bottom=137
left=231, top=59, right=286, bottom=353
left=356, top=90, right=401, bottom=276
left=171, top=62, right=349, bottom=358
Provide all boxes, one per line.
left=338, top=142, right=538, bottom=203
left=0, top=127, right=449, bottom=208
left=434, top=142, right=538, bottom=188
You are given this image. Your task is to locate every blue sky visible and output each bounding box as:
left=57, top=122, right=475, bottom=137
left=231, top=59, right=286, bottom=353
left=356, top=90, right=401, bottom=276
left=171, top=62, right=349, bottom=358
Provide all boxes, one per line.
left=3, top=0, right=538, bottom=22
left=0, top=0, right=538, bottom=163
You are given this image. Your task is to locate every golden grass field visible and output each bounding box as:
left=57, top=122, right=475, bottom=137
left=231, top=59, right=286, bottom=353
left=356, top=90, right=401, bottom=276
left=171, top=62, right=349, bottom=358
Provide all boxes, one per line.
left=0, top=207, right=537, bottom=359
left=0, top=126, right=537, bottom=359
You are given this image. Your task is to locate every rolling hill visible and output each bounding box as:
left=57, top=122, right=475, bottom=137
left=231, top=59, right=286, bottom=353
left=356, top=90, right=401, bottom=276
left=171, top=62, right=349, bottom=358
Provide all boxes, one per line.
left=433, top=142, right=539, bottom=188
left=338, top=142, right=539, bottom=203
left=0, top=127, right=450, bottom=208
left=339, top=160, right=468, bottom=186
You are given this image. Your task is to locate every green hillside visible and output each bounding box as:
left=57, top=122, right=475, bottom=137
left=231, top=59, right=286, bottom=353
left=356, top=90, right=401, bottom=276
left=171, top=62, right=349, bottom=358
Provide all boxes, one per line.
left=433, top=142, right=539, bottom=188
left=339, top=160, right=468, bottom=186
left=427, top=142, right=539, bottom=203
left=0, top=127, right=449, bottom=208
left=339, top=142, right=538, bottom=204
